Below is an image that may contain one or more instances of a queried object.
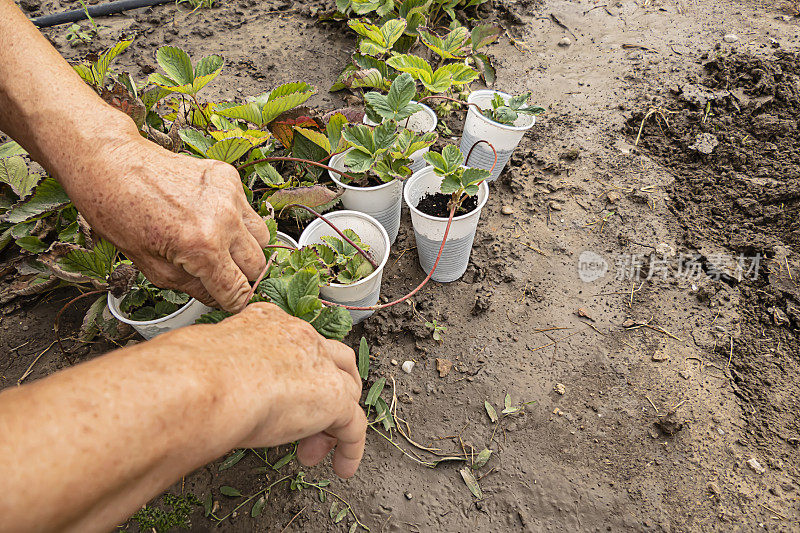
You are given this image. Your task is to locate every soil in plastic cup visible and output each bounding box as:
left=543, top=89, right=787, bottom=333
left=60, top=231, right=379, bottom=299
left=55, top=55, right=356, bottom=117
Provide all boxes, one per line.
left=107, top=293, right=213, bottom=340
left=298, top=210, right=390, bottom=324
left=404, top=166, right=489, bottom=283
left=459, top=90, right=535, bottom=181
left=329, top=150, right=403, bottom=244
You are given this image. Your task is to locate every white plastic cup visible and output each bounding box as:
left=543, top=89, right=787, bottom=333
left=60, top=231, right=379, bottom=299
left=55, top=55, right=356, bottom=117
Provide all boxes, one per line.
left=363, top=102, right=438, bottom=172
left=404, top=166, right=489, bottom=283
left=275, top=231, right=299, bottom=248
left=459, top=90, right=535, bottom=181
left=107, top=293, right=213, bottom=340
left=328, top=150, right=402, bottom=244
left=298, top=210, right=390, bottom=324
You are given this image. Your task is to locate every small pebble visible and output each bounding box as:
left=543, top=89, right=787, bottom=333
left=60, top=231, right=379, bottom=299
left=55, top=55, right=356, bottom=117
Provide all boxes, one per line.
left=401, top=360, right=415, bottom=374
left=405, top=492, right=413, bottom=500
left=549, top=201, right=563, bottom=211
left=747, top=457, right=766, bottom=474
left=554, top=383, right=566, bottom=395
left=707, top=482, right=721, bottom=497
left=501, top=205, right=514, bottom=215
left=723, top=33, right=739, bottom=43
left=558, top=37, right=572, bottom=47
left=652, top=352, right=669, bottom=362
left=391, top=359, right=398, bottom=366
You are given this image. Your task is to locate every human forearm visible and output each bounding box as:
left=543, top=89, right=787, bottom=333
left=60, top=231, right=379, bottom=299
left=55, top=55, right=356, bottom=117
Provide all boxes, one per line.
left=0, top=0, right=138, bottom=189
left=0, top=304, right=365, bottom=532
left=0, top=328, right=251, bottom=532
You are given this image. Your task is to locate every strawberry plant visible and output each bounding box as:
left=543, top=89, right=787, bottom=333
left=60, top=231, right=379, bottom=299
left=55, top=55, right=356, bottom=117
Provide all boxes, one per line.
left=423, top=144, right=490, bottom=212
left=481, top=92, right=545, bottom=126
left=118, top=273, right=192, bottom=321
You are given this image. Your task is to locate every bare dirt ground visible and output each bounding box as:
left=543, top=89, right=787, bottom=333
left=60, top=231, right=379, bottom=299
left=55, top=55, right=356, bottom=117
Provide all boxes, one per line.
left=3, top=0, right=800, bottom=531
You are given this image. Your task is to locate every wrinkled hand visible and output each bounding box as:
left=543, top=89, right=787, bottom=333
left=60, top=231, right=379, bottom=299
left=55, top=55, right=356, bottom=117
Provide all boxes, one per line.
left=66, top=132, right=268, bottom=312
left=175, top=303, right=366, bottom=478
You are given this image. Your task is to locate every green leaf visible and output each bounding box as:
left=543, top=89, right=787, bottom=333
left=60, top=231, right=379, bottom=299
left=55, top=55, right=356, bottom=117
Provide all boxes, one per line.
left=329, top=501, right=338, bottom=518
left=420, top=27, right=469, bottom=59
left=0, top=141, right=27, bottom=159
left=0, top=156, right=40, bottom=199
left=219, top=449, right=246, bottom=471
left=437, top=63, right=479, bottom=85
left=295, top=127, right=332, bottom=154
left=342, top=124, right=376, bottom=154
left=470, top=24, right=503, bottom=51
left=442, top=145, right=464, bottom=171
left=351, top=19, right=407, bottom=56
left=203, top=493, right=213, bottom=517
left=462, top=167, right=490, bottom=185
left=15, top=235, right=47, bottom=253
left=342, top=149, right=374, bottom=174
left=504, top=393, right=512, bottom=411
left=260, top=278, right=290, bottom=313
left=156, top=46, right=195, bottom=86
left=93, top=40, right=133, bottom=85
left=326, top=113, right=349, bottom=153
left=423, top=68, right=454, bottom=94
left=440, top=175, right=462, bottom=195
left=205, top=137, right=252, bottom=164
left=386, top=72, right=418, bottom=115
left=261, top=90, right=315, bottom=125
left=373, top=121, right=397, bottom=152
left=358, top=337, right=369, bottom=380
left=473, top=448, right=492, bottom=469
left=311, top=306, right=353, bottom=340
left=251, top=496, right=266, bottom=517
left=192, top=54, right=224, bottom=93
left=2, top=178, right=70, bottom=224
left=349, top=523, right=358, bottom=533
left=386, top=54, right=434, bottom=82
left=459, top=467, right=483, bottom=499
left=220, top=486, right=242, bottom=498
left=178, top=129, right=214, bottom=155
left=272, top=451, right=295, bottom=470
left=59, top=239, right=117, bottom=280
left=214, top=102, right=264, bottom=126
left=375, top=397, right=395, bottom=430
left=195, top=309, right=231, bottom=324
left=334, top=508, right=348, bottom=523
left=365, top=377, right=386, bottom=406
left=484, top=400, right=498, bottom=422
left=287, top=268, right=320, bottom=312
left=473, top=53, right=496, bottom=85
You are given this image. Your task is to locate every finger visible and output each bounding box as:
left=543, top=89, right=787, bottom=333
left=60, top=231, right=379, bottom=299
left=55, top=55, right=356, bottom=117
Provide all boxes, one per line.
left=241, top=206, right=271, bottom=248
left=329, top=403, right=367, bottom=479
left=325, top=339, right=360, bottom=390
left=180, top=252, right=252, bottom=313
left=179, top=277, right=219, bottom=308
left=297, top=432, right=338, bottom=467
left=230, top=228, right=267, bottom=281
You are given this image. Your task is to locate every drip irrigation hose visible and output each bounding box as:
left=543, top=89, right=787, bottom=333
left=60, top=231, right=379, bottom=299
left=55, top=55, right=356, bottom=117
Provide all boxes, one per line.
left=30, top=0, right=172, bottom=27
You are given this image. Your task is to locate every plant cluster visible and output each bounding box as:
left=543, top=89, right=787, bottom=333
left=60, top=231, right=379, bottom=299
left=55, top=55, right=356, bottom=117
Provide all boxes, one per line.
left=118, top=272, right=191, bottom=321
left=338, top=73, right=437, bottom=185
left=423, top=144, right=490, bottom=212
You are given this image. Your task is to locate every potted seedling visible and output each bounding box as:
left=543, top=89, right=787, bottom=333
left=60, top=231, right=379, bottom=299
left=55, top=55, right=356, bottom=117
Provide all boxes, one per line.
left=298, top=211, right=390, bottom=324
left=327, top=76, right=436, bottom=244
left=108, top=272, right=213, bottom=340
left=361, top=74, right=439, bottom=172
left=459, top=90, right=544, bottom=181
left=404, top=145, right=490, bottom=282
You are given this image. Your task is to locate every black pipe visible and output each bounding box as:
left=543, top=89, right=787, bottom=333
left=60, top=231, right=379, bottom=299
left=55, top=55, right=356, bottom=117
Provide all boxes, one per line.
left=31, top=0, right=172, bottom=28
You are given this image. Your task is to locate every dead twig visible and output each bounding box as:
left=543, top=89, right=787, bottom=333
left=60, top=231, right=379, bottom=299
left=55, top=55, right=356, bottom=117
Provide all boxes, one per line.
left=279, top=506, right=307, bottom=533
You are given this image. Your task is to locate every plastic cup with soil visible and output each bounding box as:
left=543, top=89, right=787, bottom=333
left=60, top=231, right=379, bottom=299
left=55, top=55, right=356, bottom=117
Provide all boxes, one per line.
left=404, top=166, right=490, bottom=283
left=328, top=148, right=404, bottom=245
left=108, top=274, right=212, bottom=340
left=459, top=89, right=540, bottom=181
left=298, top=210, right=390, bottom=324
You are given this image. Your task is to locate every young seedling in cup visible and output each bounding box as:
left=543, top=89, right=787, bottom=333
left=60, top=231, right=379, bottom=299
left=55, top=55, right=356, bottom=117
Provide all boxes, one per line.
left=420, top=145, right=491, bottom=216
left=480, top=92, right=545, bottom=126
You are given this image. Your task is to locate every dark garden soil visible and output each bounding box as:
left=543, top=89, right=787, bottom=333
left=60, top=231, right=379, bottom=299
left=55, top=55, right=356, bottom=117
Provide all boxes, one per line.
left=3, top=0, right=800, bottom=531
left=630, top=51, right=800, bottom=481
left=415, top=192, right=479, bottom=218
